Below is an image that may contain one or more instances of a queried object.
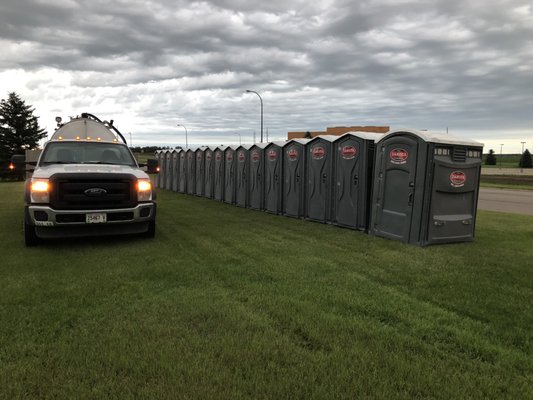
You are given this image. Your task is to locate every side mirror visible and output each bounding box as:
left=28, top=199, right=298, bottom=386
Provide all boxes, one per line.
left=146, top=158, right=159, bottom=174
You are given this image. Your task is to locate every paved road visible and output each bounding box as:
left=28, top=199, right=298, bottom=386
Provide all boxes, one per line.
left=482, top=168, right=533, bottom=176
left=478, top=188, right=533, bottom=215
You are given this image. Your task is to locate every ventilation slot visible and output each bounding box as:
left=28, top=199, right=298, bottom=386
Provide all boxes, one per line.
left=453, top=147, right=467, bottom=162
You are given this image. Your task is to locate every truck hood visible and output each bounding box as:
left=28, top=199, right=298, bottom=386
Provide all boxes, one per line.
left=32, top=164, right=149, bottom=179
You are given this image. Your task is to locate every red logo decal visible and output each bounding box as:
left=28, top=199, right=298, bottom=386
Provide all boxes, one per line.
left=180, top=153, right=185, bottom=159
left=206, top=153, right=212, bottom=161
left=215, top=153, right=222, bottom=161
left=251, top=151, right=260, bottom=162
left=238, top=151, right=245, bottom=162
left=226, top=152, right=233, bottom=161
left=312, top=146, right=325, bottom=160
left=390, top=148, right=408, bottom=164
left=341, top=146, right=357, bottom=159
left=196, top=153, right=202, bottom=160
left=268, top=150, right=277, bottom=161
left=188, top=153, right=193, bottom=160
left=450, top=171, right=466, bottom=187
left=288, top=149, right=298, bottom=161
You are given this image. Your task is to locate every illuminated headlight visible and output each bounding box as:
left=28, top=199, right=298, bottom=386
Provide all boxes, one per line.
left=30, top=179, right=50, bottom=203
left=137, top=179, right=152, bottom=201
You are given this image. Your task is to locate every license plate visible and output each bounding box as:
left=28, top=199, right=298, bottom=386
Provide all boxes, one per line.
left=86, top=213, right=107, bottom=224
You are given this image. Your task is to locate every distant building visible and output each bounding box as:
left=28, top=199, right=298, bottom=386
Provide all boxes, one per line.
left=288, top=125, right=389, bottom=140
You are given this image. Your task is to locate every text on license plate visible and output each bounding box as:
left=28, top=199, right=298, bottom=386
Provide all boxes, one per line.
left=86, top=213, right=107, bottom=224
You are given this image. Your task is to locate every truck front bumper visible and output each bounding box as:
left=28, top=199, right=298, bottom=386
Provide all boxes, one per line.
left=25, top=203, right=156, bottom=239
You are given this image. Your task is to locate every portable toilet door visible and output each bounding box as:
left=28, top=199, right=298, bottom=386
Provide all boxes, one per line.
left=305, top=136, right=337, bottom=223
left=204, top=147, right=214, bottom=199
left=154, top=150, right=161, bottom=188
left=249, top=143, right=268, bottom=210
left=332, top=132, right=383, bottom=231
left=178, top=150, right=187, bottom=193
left=158, top=150, right=167, bottom=190
left=186, top=149, right=196, bottom=195
left=165, top=150, right=173, bottom=190
left=283, top=139, right=310, bottom=217
left=235, top=145, right=251, bottom=207
left=195, top=147, right=205, bottom=196
left=224, top=146, right=237, bottom=204
left=371, top=129, right=483, bottom=246
left=213, top=146, right=227, bottom=201
left=264, top=142, right=284, bottom=214
left=171, top=150, right=180, bottom=192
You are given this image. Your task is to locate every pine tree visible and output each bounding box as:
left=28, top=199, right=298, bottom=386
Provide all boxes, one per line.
left=519, top=149, right=532, bottom=168
left=485, top=149, right=497, bottom=165
left=0, top=92, right=47, bottom=160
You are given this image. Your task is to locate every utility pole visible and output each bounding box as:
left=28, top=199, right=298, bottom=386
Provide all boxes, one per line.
left=499, top=144, right=504, bottom=169
left=521, top=141, right=526, bottom=173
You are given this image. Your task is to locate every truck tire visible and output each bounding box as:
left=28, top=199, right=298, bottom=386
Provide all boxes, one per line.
left=143, top=220, right=156, bottom=238
left=24, top=220, right=40, bottom=247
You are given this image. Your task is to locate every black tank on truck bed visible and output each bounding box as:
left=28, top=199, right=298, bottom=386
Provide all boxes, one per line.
left=24, top=113, right=158, bottom=246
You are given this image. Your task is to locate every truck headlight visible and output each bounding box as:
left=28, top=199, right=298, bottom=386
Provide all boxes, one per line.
left=31, top=179, right=50, bottom=203
left=137, top=179, right=152, bottom=201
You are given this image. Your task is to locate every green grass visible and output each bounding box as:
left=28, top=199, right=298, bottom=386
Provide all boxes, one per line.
left=483, top=154, right=524, bottom=169
left=481, top=175, right=533, bottom=190
left=1, top=182, right=532, bottom=399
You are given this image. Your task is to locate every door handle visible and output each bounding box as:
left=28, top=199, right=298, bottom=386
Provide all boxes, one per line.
left=296, top=173, right=300, bottom=182
left=408, top=190, right=414, bottom=206
left=322, top=173, right=327, bottom=183
left=353, top=175, right=358, bottom=186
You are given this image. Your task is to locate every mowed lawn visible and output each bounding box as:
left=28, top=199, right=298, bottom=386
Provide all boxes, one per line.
left=0, top=182, right=532, bottom=399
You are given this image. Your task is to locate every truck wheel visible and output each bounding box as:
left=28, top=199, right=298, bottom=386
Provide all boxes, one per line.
left=24, top=221, right=40, bottom=247
left=143, top=220, right=156, bottom=238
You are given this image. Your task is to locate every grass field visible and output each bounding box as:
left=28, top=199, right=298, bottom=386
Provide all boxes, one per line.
left=1, top=182, right=532, bottom=399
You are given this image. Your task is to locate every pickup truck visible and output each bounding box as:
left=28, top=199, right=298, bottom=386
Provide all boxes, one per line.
left=24, top=113, right=158, bottom=246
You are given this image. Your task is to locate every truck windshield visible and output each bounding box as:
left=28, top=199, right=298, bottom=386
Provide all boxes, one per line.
left=39, top=142, right=137, bottom=167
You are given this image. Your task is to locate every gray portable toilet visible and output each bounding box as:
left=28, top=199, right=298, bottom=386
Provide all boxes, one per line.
left=154, top=150, right=162, bottom=188
left=213, top=145, right=227, bottom=201
left=195, top=147, right=206, bottom=196
left=332, top=132, right=383, bottom=231
left=283, top=139, right=310, bottom=218
left=171, top=149, right=180, bottom=192
left=249, top=143, right=268, bottom=210
left=178, top=150, right=187, bottom=193
left=371, top=129, right=484, bottom=246
left=235, top=145, right=252, bottom=207
left=305, top=135, right=338, bottom=223
left=224, top=146, right=238, bottom=205
left=264, top=142, right=285, bottom=214
left=204, top=147, right=215, bottom=199
left=165, top=150, right=173, bottom=190
left=186, top=148, right=196, bottom=195
left=158, top=150, right=167, bottom=190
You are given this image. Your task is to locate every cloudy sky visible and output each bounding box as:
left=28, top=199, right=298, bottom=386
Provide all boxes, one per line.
left=1, top=0, right=532, bottom=152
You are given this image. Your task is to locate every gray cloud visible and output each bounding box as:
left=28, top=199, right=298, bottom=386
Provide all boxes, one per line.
left=1, top=0, right=532, bottom=150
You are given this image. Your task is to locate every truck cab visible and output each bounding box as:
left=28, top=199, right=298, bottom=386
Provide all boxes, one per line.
left=24, top=113, right=157, bottom=246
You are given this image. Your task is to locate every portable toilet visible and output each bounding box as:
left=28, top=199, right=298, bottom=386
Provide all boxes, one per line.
left=165, top=150, right=173, bottom=190
left=213, top=145, right=227, bottom=201
left=305, top=135, right=338, bottom=223
left=235, top=145, right=252, bottom=207
left=371, top=129, right=483, bottom=246
left=264, top=142, right=285, bottom=214
left=158, top=150, right=167, bottom=189
left=332, top=132, right=383, bottom=231
left=195, top=147, right=206, bottom=196
left=283, top=139, right=310, bottom=217
left=154, top=150, right=162, bottom=188
left=249, top=143, right=268, bottom=210
left=171, top=149, right=180, bottom=192
left=204, top=147, right=215, bottom=199
left=224, top=146, right=238, bottom=205
left=186, top=148, right=196, bottom=195
left=178, top=150, right=187, bottom=193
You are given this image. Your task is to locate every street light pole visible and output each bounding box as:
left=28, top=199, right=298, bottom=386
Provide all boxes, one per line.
left=499, top=144, right=504, bottom=169
left=177, top=124, right=188, bottom=149
left=245, top=90, right=263, bottom=143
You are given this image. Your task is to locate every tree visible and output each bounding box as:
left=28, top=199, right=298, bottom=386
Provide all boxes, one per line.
left=519, top=149, right=532, bottom=168
left=0, top=92, right=47, bottom=160
left=485, top=149, right=497, bottom=165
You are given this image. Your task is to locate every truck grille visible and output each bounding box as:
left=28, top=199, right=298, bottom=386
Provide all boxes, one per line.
left=50, top=174, right=136, bottom=210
